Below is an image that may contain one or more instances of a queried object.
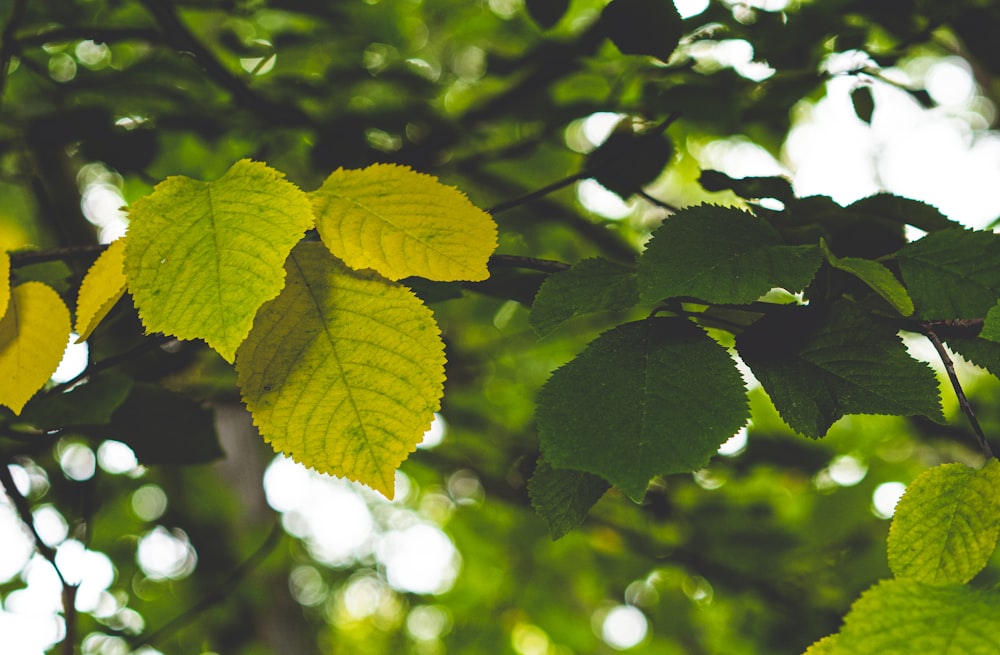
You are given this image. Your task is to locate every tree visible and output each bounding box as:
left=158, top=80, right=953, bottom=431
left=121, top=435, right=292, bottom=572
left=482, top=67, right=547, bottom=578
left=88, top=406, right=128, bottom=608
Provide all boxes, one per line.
left=2, top=0, right=1000, bottom=653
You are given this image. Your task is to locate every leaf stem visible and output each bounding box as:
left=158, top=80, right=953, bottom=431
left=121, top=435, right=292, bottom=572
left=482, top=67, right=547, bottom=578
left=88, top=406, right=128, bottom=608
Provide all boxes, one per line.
left=9, top=243, right=108, bottom=267
left=487, top=172, right=585, bottom=214
left=922, top=323, right=995, bottom=459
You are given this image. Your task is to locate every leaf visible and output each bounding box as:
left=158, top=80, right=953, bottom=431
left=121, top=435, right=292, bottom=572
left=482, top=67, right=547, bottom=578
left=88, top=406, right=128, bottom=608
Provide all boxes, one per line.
left=850, top=85, right=874, bottom=123
left=310, top=164, right=497, bottom=282
left=981, top=302, right=1000, bottom=343
left=601, top=0, right=683, bottom=61
left=736, top=303, right=943, bottom=437
left=75, top=238, right=127, bottom=341
left=530, top=258, right=638, bottom=337
left=537, top=317, right=748, bottom=501
left=833, top=580, right=1000, bottom=655
left=0, top=282, right=71, bottom=414
left=887, top=460, right=1000, bottom=584
left=847, top=194, right=961, bottom=233
left=105, top=384, right=223, bottom=466
left=945, top=335, right=1000, bottom=378
left=528, top=456, right=610, bottom=539
left=0, top=250, right=9, bottom=318
left=124, top=159, right=315, bottom=363
left=897, top=229, right=1000, bottom=320
left=638, top=205, right=823, bottom=305
left=819, top=239, right=914, bottom=316
left=525, top=0, right=570, bottom=29
left=801, top=635, right=839, bottom=655
left=236, top=242, right=445, bottom=498
left=699, top=170, right=796, bottom=205
left=584, top=130, right=674, bottom=198
left=19, top=372, right=133, bottom=428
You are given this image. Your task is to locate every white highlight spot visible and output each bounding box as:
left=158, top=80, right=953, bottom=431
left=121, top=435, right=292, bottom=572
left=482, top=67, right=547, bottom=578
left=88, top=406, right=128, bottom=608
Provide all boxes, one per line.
left=872, top=481, right=906, bottom=519
left=601, top=605, right=648, bottom=650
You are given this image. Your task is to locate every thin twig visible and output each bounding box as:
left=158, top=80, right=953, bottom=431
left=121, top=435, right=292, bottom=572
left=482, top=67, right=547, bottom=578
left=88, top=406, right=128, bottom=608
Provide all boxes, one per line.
left=922, top=323, right=995, bottom=459
left=0, top=458, right=79, bottom=654
left=48, top=335, right=175, bottom=395
left=487, top=172, right=585, bottom=215
left=0, top=0, right=28, bottom=113
left=129, top=520, right=285, bottom=649
left=489, top=254, right=570, bottom=273
left=636, top=189, right=679, bottom=213
left=9, top=243, right=108, bottom=267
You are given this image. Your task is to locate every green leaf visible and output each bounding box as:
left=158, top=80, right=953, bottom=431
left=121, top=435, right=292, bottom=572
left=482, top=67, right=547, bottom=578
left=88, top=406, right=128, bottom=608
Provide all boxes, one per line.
left=638, top=205, right=823, bottom=305
left=981, top=302, right=1000, bottom=343
left=736, top=303, right=943, bottom=437
left=0, top=251, right=9, bottom=318
left=897, top=229, right=1000, bottom=320
left=310, top=164, right=498, bottom=282
left=20, top=372, right=133, bottom=428
left=802, top=635, right=839, bottom=655
left=847, top=194, right=961, bottom=233
left=945, top=335, right=1000, bottom=378
left=0, top=282, right=72, bottom=414
left=833, top=580, right=1000, bottom=655
left=601, top=0, right=683, bottom=61
left=105, top=384, right=223, bottom=466
left=236, top=242, right=445, bottom=499
left=819, top=239, right=914, bottom=316
left=529, top=258, right=637, bottom=337
left=850, top=86, right=874, bottom=123
left=887, top=460, right=1000, bottom=584
left=124, top=159, right=315, bottom=363
left=537, top=317, right=748, bottom=501
left=528, top=456, right=610, bottom=540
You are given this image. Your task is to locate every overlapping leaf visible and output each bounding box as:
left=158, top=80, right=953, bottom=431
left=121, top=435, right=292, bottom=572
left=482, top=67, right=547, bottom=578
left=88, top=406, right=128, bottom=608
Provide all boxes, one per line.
left=847, top=194, right=961, bottom=233
left=0, top=251, right=9, bottom=317
left=638, top=204, right=822, bottom=305
left=0, top=282, right=71, bottom=414
left=530, top=258, right=637, bottom=337
left=236, top=242, right=446, bottom=498
left=887, top=460, right=1000, bottom=584
left=528, top=457, right=610, bottom=539
left=124, top=159, right=315, bottom=362
left=310, top=164, right=497, bottom=282
left=737, top=303, right=943, bottom=437
left=75, top=238, right=127, bottom=341
left=819, top=239, right=914, bottom=316
left=537, top=317, right=748, bottom=501
left=897, top=229, right=1000, bottom=320
left=832, top=580, right=1000, bottom=654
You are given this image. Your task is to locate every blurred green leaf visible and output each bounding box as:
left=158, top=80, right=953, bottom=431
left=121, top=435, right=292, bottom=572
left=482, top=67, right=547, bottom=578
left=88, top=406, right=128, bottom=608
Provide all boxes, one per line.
left=530, top=258, right=637, bottom=337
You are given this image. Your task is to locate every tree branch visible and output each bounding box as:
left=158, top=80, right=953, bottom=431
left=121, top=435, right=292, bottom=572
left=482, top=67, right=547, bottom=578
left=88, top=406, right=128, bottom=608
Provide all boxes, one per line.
left=921, top=323, right=995, bottom=459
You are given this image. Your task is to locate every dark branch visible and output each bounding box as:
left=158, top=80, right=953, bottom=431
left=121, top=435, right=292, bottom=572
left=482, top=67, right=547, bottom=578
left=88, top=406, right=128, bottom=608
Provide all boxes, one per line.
left=49, top=335, right=175, bottom=395
left=137, top=0, right=310, bottom=126
left=9, top=243, right=108, bottom=267
left=17, top=26, right=163, bottom=47
left=488, top=173, right=585, bottom=215
left=922, top=323, right=995, bottom=459
left=489, top=254, right=571, bottom=273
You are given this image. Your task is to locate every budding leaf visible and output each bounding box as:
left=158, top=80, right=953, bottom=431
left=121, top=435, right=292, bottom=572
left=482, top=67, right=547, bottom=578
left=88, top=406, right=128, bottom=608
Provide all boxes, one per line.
left=75, top=238, right=127, bottom=341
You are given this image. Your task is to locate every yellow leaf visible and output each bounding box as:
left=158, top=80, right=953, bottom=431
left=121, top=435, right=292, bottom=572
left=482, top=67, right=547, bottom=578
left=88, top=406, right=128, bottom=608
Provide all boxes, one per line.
left=236, top=242, right=446, bottom=498
left=75, top=238, right=127, bottom=342
left=124, top=159, right=315, bottom=363
left=0, top=251, right=9, bottom=318
left=0, top=282, right=71, bottom=414
left=310, top=164, right=497, bottom=282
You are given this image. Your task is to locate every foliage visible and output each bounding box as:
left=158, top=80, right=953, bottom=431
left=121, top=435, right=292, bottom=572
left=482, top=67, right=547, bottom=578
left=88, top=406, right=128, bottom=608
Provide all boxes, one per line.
left=3, top=0, right=1000, bottom=654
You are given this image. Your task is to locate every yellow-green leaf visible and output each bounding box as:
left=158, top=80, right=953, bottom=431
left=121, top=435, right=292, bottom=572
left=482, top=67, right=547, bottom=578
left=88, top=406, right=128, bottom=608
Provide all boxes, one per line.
left=0, top=282, right=71, bottom=414
left=310, top=164, right=497, bottom=282
left=0, top=251, right=9, bottom=318
left=124, top=159, right=315, bottom=362
left=236, top=242, right=446, bottom=498
left=802, top=635, right=839, bottom=655
left=75, top=238, right=127, bottom=342
left=887, top=460, right=1000, bottom=584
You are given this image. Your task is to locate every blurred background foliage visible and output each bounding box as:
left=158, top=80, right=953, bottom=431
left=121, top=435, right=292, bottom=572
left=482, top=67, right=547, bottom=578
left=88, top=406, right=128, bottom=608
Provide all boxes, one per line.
left=2, top=0, right=1000, bottom=653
